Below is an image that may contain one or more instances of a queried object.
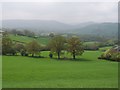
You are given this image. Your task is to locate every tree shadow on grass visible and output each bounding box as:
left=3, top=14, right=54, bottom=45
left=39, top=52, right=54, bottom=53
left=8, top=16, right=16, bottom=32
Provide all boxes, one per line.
left=27, top=56, right=45, bottom=58
left=3, top=55, right=92, bottom=62
left=73, top=58, right=92, bottom=62
left=52, top=58, right=92, bottom=62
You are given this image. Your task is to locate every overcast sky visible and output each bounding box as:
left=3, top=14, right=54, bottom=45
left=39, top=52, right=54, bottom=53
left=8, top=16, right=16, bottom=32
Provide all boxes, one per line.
left=1, top=2, right=118, bottom=24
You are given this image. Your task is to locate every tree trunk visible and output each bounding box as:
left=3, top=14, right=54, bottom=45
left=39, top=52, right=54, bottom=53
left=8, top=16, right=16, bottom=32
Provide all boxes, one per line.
left=58, top=52, right=60, bottom=59
left=32, top=54, right=34, bottom=57
left=73, top=54, right=76, bottom=59
left=73, top=51, right=76, bottom=59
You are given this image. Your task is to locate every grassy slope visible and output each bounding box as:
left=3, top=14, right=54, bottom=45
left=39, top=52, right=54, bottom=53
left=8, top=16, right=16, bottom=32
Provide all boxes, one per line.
left=2, top=51, right=118, bottom=88
left=83, top=41, right=99, bottom=45
left=9, top=34, right=50, bottom=45
left=99, top=46, right=112, bottom=51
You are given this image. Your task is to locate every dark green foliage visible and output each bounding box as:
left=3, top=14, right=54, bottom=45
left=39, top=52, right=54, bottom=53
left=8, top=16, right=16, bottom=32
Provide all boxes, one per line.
left=49, top=35, right=65, bottom=59
left=10, top=29, right=35, bottom=37
left=15, top=43, right=25, bottom=53
left=2, top=36, right=16, bottom=55
left=67, top=37, right=84, bottom=59
left=26, top=40, right=41, bottom=57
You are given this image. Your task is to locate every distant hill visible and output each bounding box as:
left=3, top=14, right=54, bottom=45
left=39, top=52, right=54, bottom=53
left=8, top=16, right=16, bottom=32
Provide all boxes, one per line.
left=2, top=20, right=117, bottom=37
left=2, top=20, right=94, bottom=32
left=72, top=23, right=118, bottom=37
left=2, top=20, right=73, bottom=33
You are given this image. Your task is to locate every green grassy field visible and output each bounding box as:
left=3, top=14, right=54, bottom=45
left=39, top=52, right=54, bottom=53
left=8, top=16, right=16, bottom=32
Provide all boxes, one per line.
left=9, top=34, right=50, bottom=45
left=99, top=46, right=112, bottom=51
left=2, top=51, right=118, bottom=88
left=83, top=41, right=99, bottom=45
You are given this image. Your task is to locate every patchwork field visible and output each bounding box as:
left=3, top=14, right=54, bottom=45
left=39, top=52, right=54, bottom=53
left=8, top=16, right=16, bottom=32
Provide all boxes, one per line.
left=2, top=51, right=118, bottom=88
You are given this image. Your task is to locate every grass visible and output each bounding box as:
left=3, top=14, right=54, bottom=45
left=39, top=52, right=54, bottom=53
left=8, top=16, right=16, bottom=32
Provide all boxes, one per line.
left=83, top=41, right=99, bottom=45
left=9, top=34, right=50, bottom=45
left=2, top=51, right=118, bottom=88
left=99, top=46, right=112, bottom=51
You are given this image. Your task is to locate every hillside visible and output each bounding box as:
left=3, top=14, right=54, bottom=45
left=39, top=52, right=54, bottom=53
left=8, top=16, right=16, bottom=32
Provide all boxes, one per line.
left=2, top=20, right=73, bottom=33
left=73, top=23, right=118, bottom=38
left=2, top=20, right=117, bottom=38
left=9, top=34, right=50, bottom=46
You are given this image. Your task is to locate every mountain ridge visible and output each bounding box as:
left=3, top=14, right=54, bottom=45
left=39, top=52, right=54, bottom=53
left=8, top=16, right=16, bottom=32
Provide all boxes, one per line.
left=2, top=20, right=118, bottom=37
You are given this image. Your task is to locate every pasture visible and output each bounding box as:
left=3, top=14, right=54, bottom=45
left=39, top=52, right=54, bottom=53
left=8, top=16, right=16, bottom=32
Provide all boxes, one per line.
left=2, top=51, right=118, bottom=88
left=9, top=34, right=49, bottom=45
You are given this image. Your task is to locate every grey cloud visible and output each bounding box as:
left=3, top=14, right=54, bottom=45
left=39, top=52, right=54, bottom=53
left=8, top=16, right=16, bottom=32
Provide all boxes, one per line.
left=2, top=2, right=118, bottom=24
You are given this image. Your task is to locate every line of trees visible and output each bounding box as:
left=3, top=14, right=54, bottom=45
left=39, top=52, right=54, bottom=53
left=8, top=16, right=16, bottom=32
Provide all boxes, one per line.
left=8, top=29, right=35, bottom=37
left=2, top=34, right=84, bottom=60
left=49, top=35, right=84, bottom=59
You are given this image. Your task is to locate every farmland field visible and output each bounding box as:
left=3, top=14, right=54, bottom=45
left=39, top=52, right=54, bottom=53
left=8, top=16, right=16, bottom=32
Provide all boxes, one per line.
left=2, top=51, right=118, bottom=88
left=9, top=34, right=50, bottom=45
left=1, top=2, right=119, bottom=89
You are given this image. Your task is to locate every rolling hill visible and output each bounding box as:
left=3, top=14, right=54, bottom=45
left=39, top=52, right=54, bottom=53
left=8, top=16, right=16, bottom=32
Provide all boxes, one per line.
left=2, top=20, right=117, bottom=38
left=2, top=20, right=73, bottom=33
left=72, top=23, right=118, bottom=38
left=9, top=34, right=50, bottom=46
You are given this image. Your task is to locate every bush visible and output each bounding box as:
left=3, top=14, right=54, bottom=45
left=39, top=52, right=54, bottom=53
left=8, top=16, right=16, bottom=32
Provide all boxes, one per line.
left=110, top=53, right=120, bottom=62
left=99, top=46, right=120, bottom=62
